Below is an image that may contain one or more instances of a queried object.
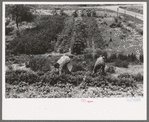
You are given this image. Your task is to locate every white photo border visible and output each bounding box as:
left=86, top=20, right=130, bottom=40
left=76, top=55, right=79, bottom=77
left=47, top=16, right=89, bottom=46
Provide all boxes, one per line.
left=2, top=2, right=147, bottom=120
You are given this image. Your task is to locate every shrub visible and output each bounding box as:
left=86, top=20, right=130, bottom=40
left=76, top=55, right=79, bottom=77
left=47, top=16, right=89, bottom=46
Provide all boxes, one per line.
left=72, top=10, right=78, bottom=17
left=121, top=26, right=130, bottom=34
left=8, top=15, right=66, bottom=55
left=6, top=70, right=39, bottom=85
left=71, top=71, right=86, bottom=76
left=118, top=73, right=143, bottom=83
left=139, top=54, right=143, bottom=63
left=127, top=22, right=136, bottom=28
left=5, top=18, right=11, bottom=26
left=132, top=73, right=143, bottom=82
left=84, top=48, right=93, bottom=60
left=92, top=10, right=97, bottom=17
left=118, top=73, right=131, bottom=79
left=84, top=48, right=105, bottom=60
left=117, top=22, right=123, bottom=27
left=73, top=55, right=85, bottom=62
left=106, top=66, right=116, bottom=73
left=136, top=28, right=143, bottom=35
left=119, top=34, right=126, bottom=39
left=5, top=26, right=14, bottom=35
left=118, top=53, right=128, bottom=61
left=87, top=61, right=96, bottom=72
left=36, top=70, right=45, bottom=76
left=40, top=72, right=83, bottom=86
left=71, top=63, right=86, bottom=72
left=16, top=30, right=20, bottom=37
left=109, top=23, right=117, bottom=28
left=118, top=77, right=136, bottom=88
left=114, top=59, right=129, bottom=68
left=106, top=75, right=137, bottom=88
left=106, top=53, right=117, bottom=62
left=127, top=53, right=138, bottom=62
left=59, top=9, right=68, bottom=16
left=86, top=9, right=92, bottom=17
left=105, top=76, right=119, bottom=86
left=28, top=56, right=51, bottom=72
left=59, top=48, right=64, bottom=53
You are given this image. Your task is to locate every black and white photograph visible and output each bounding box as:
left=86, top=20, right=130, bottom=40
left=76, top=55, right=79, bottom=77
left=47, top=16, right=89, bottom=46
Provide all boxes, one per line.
left=2, top=2, right=147, bottom=120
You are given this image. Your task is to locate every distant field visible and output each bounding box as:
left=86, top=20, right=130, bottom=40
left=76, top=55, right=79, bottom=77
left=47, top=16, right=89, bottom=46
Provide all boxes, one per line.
left=119, top=5, right=143, bottom=15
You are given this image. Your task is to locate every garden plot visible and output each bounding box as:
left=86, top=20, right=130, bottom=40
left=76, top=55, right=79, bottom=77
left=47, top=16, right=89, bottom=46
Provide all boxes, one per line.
left=5, top=5, right=144, bottom=98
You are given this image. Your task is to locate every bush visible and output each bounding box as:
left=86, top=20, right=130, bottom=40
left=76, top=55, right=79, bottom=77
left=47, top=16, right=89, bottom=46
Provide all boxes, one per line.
left=28, top=56, right=52, bottom=72
left=118, top=73, right=132, bottom=79
left=72, top=10, right=78, bottom=17
left=40, top=72, right=83, bottom=86
left=6, top=26, right=14, bottom=35
left=110, top=21, right=123, bottom=28
left=84, top=48, right=105, bottom=60
left=71, top=63, right=86, bottom=72
left=92, top=10, right=97, bottom=17
left=109, top=23, right=117, bottom=28
left=117, top=22, right=123, bottom=27
left=127, top=53, right=138, bottom=62
left=8, top=15, right=66, bottom=55
left=106, top=75, right=138, bottom=88
left=16, top=30, right=20, bottom=37
left=114, top=59, right=129, bottom=68
left=6, top=70, right=39, bottom=85
left=73, top=55, right=85, bottom=62
left=5, top=18, right=11, bottom=26
left=118, top=73, right=143, bottom=83
left=119, top=34, right=126, bottom=39
left=118, top=53, right=128, bottom=61
left=121, top=26, right=130, bottom=34
left=106, top=53, right=117, bottom=62
left=106, top=66, right=116, bottom=73
left=118, top=77, right=136, bottom=88
left=132, top=73, right=143, bottom=82
left=105, top=76, right=119, bottom=86
left=84, top=48, right=93, bottom=60
left=59, top=48, right=64, bottom=53
left=127, top=22, right=136, bottom=28
left=136, top=28, right=143, bottom=35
